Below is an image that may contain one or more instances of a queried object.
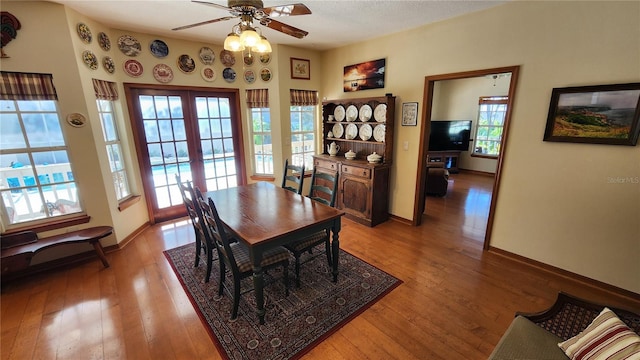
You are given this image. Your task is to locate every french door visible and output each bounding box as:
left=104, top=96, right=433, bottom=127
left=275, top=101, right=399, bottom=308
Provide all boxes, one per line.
left=125, top=85, right=245, bottom=223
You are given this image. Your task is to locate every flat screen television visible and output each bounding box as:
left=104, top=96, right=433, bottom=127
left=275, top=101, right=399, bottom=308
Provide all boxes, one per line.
left=428, top=120, right=472, bottom=151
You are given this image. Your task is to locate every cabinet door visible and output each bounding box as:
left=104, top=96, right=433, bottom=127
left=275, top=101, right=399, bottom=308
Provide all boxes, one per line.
left=339, top=175, right=371, bottom=219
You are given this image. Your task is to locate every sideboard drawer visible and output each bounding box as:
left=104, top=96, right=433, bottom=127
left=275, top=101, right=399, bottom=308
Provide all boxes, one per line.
left=341, top=165, right=371, bottom=179
left=314, top=158, right=338, bottom=171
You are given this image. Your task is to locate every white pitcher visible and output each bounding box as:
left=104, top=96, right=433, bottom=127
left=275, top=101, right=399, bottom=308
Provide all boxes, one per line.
left=327, top=141, right=340, bottom=156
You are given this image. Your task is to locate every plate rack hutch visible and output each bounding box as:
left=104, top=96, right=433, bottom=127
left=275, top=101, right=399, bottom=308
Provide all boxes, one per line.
left=314, top=94, right=395, bottom=227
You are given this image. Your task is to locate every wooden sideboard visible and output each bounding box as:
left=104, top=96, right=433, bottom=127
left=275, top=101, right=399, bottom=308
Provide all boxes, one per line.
left=316, top=94, right=395, bottom=227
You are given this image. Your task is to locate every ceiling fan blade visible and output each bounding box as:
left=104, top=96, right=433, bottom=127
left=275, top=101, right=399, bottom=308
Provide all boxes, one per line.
left=260, top=18, right=308, bottom=38
left=261, top=3, right=311, bottom=17
left=172, top=16, right=235, bottom=31
left=191, top=0, right=231, bottom=12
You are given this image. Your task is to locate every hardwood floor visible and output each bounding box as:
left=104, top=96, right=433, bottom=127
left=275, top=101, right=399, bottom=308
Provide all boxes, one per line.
left=2, top=172, right=639, bottom=359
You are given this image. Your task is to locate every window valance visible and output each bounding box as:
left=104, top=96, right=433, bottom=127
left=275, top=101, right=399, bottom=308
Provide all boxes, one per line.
left=92, top=79, right=119, bottom=100
left=289, top=89, right=318, bottom=106
left=246, top=89, right=269, bottom=108
left=0, top=71, right=57, bottom=100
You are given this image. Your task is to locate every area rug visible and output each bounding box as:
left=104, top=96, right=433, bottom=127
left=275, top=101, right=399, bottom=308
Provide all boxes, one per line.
left=164, top=242, right=401, bottom=360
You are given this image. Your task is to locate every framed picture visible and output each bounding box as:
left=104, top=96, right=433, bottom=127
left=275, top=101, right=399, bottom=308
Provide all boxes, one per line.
left=544, top=83, right=640, bottom=145
left=343, top=58, right=385, bottom=92
left=290, top=57, right=310, bottom=80
left=402, top=102, right=418, bottom=126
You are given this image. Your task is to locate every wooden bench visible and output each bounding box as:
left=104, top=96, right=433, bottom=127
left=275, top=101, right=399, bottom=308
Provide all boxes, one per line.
left=1, top=226, right=112, bottom=277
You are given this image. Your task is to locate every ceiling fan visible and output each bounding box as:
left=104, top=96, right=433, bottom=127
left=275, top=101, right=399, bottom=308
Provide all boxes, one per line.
left=172, top=0, right=311, bottom=39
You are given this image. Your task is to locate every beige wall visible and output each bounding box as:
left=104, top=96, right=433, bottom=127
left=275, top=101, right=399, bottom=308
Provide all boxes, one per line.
left=321, top=1, right=640, bottom=293
left=2, top=1, right=638, bottom=293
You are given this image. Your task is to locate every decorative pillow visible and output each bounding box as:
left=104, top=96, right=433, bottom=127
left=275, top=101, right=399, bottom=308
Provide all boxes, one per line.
left=558, top=307, right=640, bottom=360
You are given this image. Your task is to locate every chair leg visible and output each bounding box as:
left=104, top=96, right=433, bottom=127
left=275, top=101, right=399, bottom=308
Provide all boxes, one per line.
left=283, top=261, right=289, bottom=296
left=194, top=235, right=201, bottom=267
left=218, top=261, right=225, bottom=296
left=205, top=245, right=213, bottom=283
left=231, top=277, right=241, bottom=320
left=324, top=239, right=332, bottom=267
left=294, top=254, right=302, bottom=288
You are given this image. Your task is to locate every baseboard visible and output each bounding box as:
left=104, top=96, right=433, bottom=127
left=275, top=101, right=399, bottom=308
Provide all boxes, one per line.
left=457, top=168, right=495, bottom=177
left=488, top=246, right=640, bottom=304
left=388, top=214, right=412, bottom=226
left=105, top=221, right=151, bottom=252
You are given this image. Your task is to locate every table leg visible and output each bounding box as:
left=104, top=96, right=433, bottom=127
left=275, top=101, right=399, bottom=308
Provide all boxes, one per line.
left=251, top=251, right=266, bottom=324
left=331, top=218, right=341, bottom=282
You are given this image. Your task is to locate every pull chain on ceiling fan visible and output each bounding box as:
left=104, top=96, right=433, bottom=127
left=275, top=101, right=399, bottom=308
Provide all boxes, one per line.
left=172, top=0, right=311, bottom=54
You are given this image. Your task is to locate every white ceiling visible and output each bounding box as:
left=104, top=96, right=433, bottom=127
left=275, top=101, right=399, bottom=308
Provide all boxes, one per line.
left=50, top=0, right=508, bottom=51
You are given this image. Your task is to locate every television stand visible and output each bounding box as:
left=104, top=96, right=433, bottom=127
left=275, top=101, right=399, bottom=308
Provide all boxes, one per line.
left=427, top=150, right=461, bottom=173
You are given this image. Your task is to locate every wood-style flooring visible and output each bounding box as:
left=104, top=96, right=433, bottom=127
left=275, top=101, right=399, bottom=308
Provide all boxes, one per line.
left=2, top=172, right=639, bottom=359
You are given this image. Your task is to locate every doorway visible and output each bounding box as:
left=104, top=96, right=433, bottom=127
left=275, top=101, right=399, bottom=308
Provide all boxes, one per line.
left=124, top=84, right=246, bottom=224
left=412, top=66, right=520, bottom=250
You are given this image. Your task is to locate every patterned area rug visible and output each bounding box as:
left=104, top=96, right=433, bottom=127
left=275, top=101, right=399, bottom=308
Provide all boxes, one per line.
left=164, top=242, right=401, bottom=360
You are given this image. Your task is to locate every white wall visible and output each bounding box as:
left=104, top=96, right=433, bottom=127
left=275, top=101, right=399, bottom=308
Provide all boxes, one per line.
left=320, top=1, right=640, bottom=293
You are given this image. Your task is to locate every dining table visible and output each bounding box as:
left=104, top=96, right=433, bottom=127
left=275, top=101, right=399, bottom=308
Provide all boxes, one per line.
left=205, top=181, right=345, bottom=324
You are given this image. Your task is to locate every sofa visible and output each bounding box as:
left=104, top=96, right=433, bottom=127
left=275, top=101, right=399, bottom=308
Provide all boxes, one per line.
left=425, top=163, right=450, bottom=197
left=489, top=292, right=640, bottom=359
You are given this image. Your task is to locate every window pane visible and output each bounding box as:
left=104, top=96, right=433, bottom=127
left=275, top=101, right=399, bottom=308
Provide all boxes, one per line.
left=0, top=113, right=26, bottom=150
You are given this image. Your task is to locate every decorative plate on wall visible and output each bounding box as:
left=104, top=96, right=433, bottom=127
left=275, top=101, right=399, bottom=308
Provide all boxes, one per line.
left=82, top=50, right=98, bottom=70
left=118, top=35, right=141, bottom=57
left=244, top=69, right=256, bottom=84
left=243, top=53, right=254, bottom=66
left=98, top=32, right=110, bottom=51
left=150, top=39, right=169, bottom=58
left=153, top=64, right=173, bottom=83
left=201, top=66, right=216, bottom=82
left=220, top=50, right=235, bottom=67
left=259, top=53, right=271, bottom=65
left=102, top=56, right=115, bottom=74
left=76, top=23, right=92, bottom=43
left=260, top=68, right=272, bottom=82
left=177, top=54, right=196, bottom=73
left=123, top=59, right=143, bottom=77
left=199, top=47, right=215, bottom=65
left=222, top=67, right=236, bottom=83
left=66, top=113, right=87, bottom=127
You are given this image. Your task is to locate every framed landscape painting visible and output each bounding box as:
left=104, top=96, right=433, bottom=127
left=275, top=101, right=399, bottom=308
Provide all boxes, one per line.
left=543, top=83, right=640, bottom=145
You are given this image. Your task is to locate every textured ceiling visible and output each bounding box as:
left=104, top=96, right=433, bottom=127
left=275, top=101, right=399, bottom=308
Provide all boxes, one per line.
left=50, top=0, right=508, bottom=51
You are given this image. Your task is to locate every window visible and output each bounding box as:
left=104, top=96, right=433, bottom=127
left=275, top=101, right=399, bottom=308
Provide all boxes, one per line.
left=0, top=72, right=81, bottom=226
left=473, top=96, right=508, bottom=157
left=97, top=99, right=131, bottom=200
left=289, top=89, right=319, bottom=169
left=93, top=79, right=132, bottom=202
left=250, top=108, right=273, bottom=174
left=246, top=89, right=272, bottom=175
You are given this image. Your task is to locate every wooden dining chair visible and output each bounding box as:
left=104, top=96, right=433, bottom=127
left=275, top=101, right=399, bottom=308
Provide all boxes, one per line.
left=284, top=168, right=339, bottom=287
left=198, top=196, right=290, bottom=321
left=176, top=174, right=203, bottom=268
left=281, top=159, right=305, bottom=194
left=176, top=174, right=217, bottom=283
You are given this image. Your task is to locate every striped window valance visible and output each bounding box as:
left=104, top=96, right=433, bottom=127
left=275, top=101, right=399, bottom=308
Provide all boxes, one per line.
left=289, top=89, right=318, bottom=106
left=0, top=71, right=58, bottom=100
left=246, top=88, right=269, bottom=108
left=92, top=79, right=119, bottom=100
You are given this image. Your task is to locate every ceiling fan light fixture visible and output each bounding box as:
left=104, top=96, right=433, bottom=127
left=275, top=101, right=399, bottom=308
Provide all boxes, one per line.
left=224, top=32, right=245, bottom=51
left=253, top=35, right=272, bottom=53
left=239, top=28, right=261, bottom=48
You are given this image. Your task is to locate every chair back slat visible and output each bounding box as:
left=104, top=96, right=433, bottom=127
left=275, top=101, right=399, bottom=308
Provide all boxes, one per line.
left=282, top=159, right=305, bottom=194
left=308, top=169, right=339, bottom=207
left=197, top=196, right=240, bottom=277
